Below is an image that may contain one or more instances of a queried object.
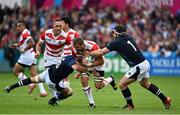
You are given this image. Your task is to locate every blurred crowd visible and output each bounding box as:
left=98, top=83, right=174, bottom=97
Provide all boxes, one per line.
left=0, top=3, right=180, bottom=67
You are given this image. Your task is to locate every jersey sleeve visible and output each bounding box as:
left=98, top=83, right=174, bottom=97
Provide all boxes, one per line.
left=91, top=44, right=99, bottom=51
left=71, top=47, right=77, bottom=56
left=65, top=36, right=72, bottom=45
left=74, top=32, right=80, bottom=38
left=22, top=32, right=31, bottom=39
left=40, top=32, right=45, bottom=42
left=106, top=40, right=117, bottom=51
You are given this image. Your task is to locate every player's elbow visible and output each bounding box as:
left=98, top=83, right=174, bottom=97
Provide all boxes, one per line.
left=96, top=57, right=104, bottom=66
left=98, top=59, right=104, bottom=65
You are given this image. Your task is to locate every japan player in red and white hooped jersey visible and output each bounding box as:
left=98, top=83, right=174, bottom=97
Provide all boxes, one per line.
left=9, top=20, right=47, bottom=97
left=72, top=37, right=117, bottom=108
left=60, top=17, right=80, bottom=57
left=58, top=17, right=80, bottom=88
left=35, top=18, right=73, bottom=97
left=38, top=29, right=71, bottom=67
left=63, top=28, right=80, bottom=56
left=36, top=19, right=72, bottom=68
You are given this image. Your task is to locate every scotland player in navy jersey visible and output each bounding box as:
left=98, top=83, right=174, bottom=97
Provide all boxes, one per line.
left=88, top=25, right=171, bottom=110
left=5, top=55, right=87, bottom=106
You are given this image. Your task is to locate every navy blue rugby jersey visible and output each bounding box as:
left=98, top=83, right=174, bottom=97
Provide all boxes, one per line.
left=48, top=55, right=76, bottom=84
left=107, top=34, right=145, bottom=67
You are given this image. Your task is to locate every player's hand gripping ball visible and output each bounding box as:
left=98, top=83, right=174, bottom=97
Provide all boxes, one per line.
left=83, top=56, right=94, bottom=66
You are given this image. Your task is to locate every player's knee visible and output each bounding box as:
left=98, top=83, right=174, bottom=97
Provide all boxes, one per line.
left=30, top=71, right=37, bottom=77
left=95, top=82, right=103, bottom=89
left=81, top=77, right=89, bottom=85
left=14, top=69, right=22, bottom=76
left=31, top=75, right=40, bottom=83
left=66, top=87, right=73, bottom=97
left=140, top=82, right=149, bottom=89
left=119, top=81, right=126, bottom=89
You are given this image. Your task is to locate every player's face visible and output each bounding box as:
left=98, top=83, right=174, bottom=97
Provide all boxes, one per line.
left=74, top=43, right=85, bottom=56
left=53, top=21, right=62, bottom=35
left=111, top=30, right=116, bottom=39
left=59, top=21, right=67, bottom=31
left=16, top=23, right=25, bottom=33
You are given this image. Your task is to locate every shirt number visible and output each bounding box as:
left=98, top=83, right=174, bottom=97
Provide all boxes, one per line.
left=56, top=57, right=65, bottom=68
left=127, top=40, right=137, bottom=51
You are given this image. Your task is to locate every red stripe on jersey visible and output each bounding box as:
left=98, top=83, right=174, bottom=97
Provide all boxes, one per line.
left=46, top=33, right=54, bottom=39
left=46, top=52, right=61, bottom=57
left=65, top=35, right=72, bottom=45
left=22, top=31, right=31, bottom=39
left=19, top=31, right=31, bottom=46
left=64, top=47, right=70, bottom=50
left=91, top=44, right=99, bottom=51
left=46, top=47, right=62, bottom=54
left=87, top=41, right=99, bottom=51
left=40, top=32, right=45, bottom=41
left=46, top=33, right=66, bottom=40
left=64, top=53, right=71, bottom=55
left=56, top=35, right=66, bottom=40
left=45, top=41, right=64, bottom=49
left=74, top=32, right=80, bottom=38
left=71, top=47, right=76, bottom=56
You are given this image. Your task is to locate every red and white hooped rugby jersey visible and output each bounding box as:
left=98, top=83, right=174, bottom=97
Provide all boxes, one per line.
left=40, top=29, right=71, bottom=58
left=73, top=40, right=105, bottom=70
left=63, top=28, right=80, bottom=56
left=18, top=28, right=34, bottom=55
left=84, top=40, right=105, bottom=70
left=72, top=40, right=101, bottom=56
left=84, top=40, right=100, bottom=52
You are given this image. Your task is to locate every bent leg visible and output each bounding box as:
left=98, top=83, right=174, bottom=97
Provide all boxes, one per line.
left=81, top=73, right=95, bottom=107
left=119, top=76, right=136, bottom=109
left=29, top=64, right=47, bottom=97
left=14, top=63, right=27, bottom=80
left=140, top=78, right=171, bottom=109
left=5, top=75, right=41, bottom=93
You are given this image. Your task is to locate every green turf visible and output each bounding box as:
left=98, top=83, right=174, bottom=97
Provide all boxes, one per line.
left=0, top=72, right=180, bottom=114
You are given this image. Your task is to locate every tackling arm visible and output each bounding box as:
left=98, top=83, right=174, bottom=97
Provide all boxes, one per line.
left=89, top=47, right=110, bottom=57
left=72, top=64, right=87, bottom=73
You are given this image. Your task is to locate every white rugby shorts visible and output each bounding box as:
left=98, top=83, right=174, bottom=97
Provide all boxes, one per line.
left=17, top=52, right=37, bottom=66
left=125, top=60, right=150, bottom=81
left=39, top=69, right=68, bottom=90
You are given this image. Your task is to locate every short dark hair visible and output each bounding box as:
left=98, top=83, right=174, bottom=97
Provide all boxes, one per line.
left=73, top=37, right=84, bottom=45
left=61, top=17, right=71, bottom=26
left=53, top=18, right=61, bottom=23
left=114, top=25, right=127, bottom=33
left=16, top=19, right=26, bottom=26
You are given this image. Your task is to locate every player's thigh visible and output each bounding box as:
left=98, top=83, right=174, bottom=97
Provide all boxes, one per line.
left=80, top=72, right=90, bottom=85
left=29, top=64, right=38, bottom=76
left=136, top=60, right=150, bottom=81
left=119, top=76, right=135, bottom=88
left=61, top=87, right=73, bottom=95
left=94, top=70, right=104, bottom=88
left=14, top=62, right=25, bottom=74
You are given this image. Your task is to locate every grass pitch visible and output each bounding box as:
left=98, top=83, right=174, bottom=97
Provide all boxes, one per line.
left=0, top=72, right=180, bottom=114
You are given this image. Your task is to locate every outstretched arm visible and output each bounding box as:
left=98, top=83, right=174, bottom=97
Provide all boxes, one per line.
left=88, top=47, right=110, bottom=57
left=72, top=64, right=88, bottom=72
